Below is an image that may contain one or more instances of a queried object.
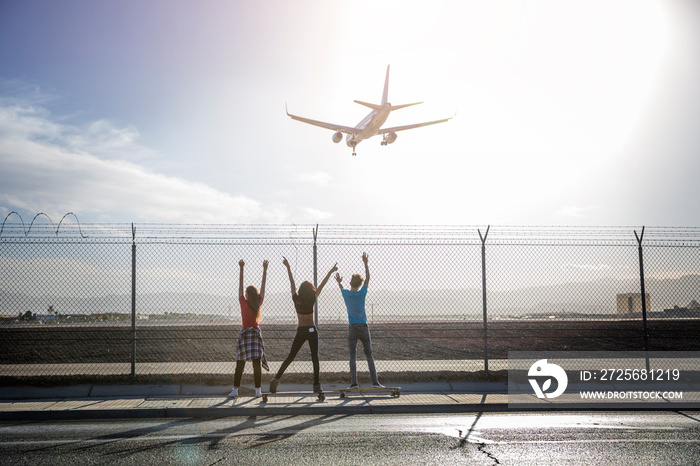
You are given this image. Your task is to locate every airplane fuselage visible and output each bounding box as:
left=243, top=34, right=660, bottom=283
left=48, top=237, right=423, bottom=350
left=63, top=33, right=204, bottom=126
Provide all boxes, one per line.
left=347, top=104, right=392, bottom=148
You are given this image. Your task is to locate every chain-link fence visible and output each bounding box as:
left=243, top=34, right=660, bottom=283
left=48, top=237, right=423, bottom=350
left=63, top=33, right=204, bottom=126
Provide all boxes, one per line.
left=1, top=221, right=699, bottom=384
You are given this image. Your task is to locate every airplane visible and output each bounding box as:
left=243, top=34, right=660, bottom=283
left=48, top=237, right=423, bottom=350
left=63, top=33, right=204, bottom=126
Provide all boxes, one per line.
left=286, top=65, right=452, bottom=156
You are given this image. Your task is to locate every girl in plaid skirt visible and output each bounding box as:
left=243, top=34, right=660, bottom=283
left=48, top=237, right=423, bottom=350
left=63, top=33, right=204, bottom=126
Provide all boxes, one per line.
left=228, top=259, right=269, bottom=398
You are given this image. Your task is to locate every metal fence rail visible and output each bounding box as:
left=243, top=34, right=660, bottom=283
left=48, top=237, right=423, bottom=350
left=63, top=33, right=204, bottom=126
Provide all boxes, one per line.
left=1, top=221, right=700, bottom=383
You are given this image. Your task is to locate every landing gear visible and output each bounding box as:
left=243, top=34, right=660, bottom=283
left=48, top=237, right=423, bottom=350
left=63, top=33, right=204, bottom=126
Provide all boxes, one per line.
left=348, top=136, right=358, bottom=156
left=381, top=133, right=397, bottom=146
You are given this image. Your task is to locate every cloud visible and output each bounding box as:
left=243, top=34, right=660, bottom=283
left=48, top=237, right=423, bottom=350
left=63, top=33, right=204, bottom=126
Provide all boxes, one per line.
left=0, top=100, right=306, bottom=223
left=299, top=207, right=334, bottom=221
left=63, top=119, right=153, bottom=161
left=298, top=171, right=332, bottom=187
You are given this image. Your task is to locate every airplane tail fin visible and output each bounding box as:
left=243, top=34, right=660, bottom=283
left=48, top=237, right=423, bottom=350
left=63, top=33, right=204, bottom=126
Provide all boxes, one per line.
left=382, top=65, right=390, bottom=104
left=353, top=65, right=422, bottom=111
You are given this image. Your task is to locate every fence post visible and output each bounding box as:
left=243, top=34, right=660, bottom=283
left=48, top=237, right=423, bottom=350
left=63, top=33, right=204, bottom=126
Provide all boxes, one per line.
left=634, top=226, right=650, bottom=371
left=479, top=225, right=490, bottom=375
left=313, top=224, right=319, bottom=327
left=131, top=223, right=136, bottom=381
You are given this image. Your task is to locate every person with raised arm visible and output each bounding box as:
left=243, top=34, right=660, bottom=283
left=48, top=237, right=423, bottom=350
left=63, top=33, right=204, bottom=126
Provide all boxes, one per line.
left=269, top=257, right=337, bottom=394
left=335, top=252, right=384, bottom=389
left=228, top=259, right=269, bottom=398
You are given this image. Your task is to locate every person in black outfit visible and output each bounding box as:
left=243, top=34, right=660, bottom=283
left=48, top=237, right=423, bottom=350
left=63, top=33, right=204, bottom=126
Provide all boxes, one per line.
left=269, top=256, right=337, bottom=394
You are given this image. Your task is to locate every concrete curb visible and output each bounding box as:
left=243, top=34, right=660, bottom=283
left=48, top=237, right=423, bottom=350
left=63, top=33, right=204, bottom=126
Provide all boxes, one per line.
left=4, top=401, right=696, bottom=422
left=0, top=404, right=515, bottom=421
left=0, top=381, right=508, bottom=400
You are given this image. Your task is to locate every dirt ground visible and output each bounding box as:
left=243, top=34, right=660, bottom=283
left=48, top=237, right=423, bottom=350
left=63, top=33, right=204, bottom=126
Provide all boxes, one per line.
left=2, top=319, right=698, bottom=386
left=2, top=319, right=698, bottom=364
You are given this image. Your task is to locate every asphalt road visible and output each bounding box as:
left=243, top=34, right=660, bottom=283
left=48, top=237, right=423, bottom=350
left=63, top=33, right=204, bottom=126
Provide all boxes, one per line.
left=1, top=411, right=699, bottom=465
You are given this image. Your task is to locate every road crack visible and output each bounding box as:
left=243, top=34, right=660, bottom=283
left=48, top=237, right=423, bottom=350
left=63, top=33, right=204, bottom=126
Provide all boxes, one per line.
left=476, top=442, right=501, bottom=465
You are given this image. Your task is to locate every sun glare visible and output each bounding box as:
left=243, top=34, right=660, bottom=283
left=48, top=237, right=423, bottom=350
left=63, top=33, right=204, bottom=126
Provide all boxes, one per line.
left=339, top=0, right=669, bottom=155
left=329, top=1, right=672, bottom=223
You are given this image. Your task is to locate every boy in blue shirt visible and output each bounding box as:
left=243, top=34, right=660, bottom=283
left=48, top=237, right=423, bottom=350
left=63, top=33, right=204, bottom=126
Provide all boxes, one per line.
left=335, top=252, right=384, bottom=389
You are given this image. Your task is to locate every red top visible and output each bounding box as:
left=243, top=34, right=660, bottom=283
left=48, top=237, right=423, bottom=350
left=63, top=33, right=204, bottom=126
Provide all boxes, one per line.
left=239, top=295, right=262, bottom=328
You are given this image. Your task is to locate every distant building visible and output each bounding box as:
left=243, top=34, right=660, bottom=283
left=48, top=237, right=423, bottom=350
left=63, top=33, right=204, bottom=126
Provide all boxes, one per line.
left=616, top=293, right=650, bottom=314
left=662, top=299, right=700, bottom=317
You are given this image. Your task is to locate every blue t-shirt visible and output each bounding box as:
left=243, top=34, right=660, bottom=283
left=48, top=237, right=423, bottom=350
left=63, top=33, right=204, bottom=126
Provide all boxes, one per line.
left=341, top=285, right=368, bottom=324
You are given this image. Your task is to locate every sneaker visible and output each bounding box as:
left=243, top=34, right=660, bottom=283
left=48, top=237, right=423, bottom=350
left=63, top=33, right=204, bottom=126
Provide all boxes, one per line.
left=348, top=384, right=359, bottom=390
left=313, top=383, right=323, bottom=393
left=372, top=383, right=385, bottom=388
left=227, top=388, right=238, bottom=398
left=255, top=387, right=262, bottom=397
left=269, top=378, right=279, bottom=394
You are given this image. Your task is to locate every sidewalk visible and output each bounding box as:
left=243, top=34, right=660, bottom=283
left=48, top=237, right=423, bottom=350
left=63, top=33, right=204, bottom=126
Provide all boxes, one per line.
left=0, top=382, right=510, bottom=420
left=3, top=382, right=697, bottom=421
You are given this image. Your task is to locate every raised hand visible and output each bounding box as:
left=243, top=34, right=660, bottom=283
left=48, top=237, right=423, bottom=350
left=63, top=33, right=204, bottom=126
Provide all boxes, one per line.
left=282, top=256, right=296, bottom=295
left=263, top=260, right=269, bottom=269
left=239, top=259, right=245, bottom=268
left=362, top=252, right=368, bottom=264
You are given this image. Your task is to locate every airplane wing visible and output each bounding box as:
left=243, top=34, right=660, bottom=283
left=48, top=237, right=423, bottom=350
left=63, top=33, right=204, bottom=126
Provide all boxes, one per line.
left=286, top=107, right=359, bottom=134
left=378, top=117, right=452, bottom=134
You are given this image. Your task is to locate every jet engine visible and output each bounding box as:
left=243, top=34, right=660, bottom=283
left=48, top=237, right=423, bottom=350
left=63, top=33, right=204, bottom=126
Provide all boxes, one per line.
left=381, top=132, right=397, bottom=145
left=332, top=132, right=343, bottom=143
left=346, top=135, right=358, bottom=148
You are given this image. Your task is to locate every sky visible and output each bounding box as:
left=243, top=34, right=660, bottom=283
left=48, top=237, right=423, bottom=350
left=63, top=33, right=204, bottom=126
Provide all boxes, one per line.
left=1, top=0, right=699, bottom=227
